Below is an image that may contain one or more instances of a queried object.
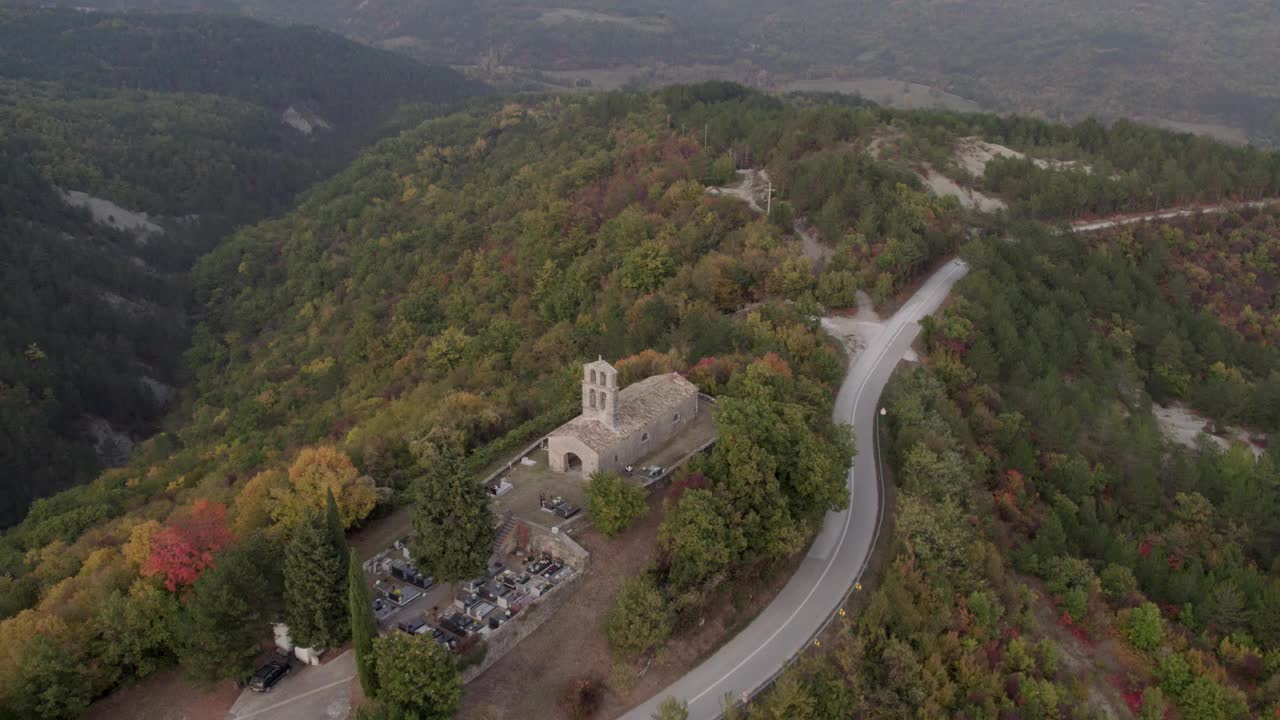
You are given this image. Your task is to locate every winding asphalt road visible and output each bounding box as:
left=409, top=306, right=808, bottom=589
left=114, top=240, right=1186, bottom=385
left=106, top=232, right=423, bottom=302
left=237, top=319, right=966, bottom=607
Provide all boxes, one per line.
left=618, top=257, right=970, bottom=720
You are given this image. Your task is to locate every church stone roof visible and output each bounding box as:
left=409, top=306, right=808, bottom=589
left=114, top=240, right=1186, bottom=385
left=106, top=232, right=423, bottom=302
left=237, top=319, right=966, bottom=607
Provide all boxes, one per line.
left=549, top=372, right=698, bottom=453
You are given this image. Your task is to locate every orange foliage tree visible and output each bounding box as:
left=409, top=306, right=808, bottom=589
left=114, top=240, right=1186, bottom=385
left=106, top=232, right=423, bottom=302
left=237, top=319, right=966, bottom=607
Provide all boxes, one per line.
left=273, top=445, right=376, bottom=529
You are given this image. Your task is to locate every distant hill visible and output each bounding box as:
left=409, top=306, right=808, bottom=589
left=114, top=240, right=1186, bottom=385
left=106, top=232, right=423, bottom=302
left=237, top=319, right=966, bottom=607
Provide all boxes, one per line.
left=0, top=8, right=486, bottom=148
left=0, top=7, right=484, bottom=528
left=25, top=0, right=1280, bottom=146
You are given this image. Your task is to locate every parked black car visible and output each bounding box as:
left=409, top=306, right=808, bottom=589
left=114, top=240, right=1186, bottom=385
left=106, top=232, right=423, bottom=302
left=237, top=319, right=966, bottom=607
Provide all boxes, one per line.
left=248, top=660, right=291, bottom=693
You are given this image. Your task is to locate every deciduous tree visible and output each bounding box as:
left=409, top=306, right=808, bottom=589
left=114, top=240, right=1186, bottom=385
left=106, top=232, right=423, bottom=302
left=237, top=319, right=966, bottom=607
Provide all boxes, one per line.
left=1126, top=602, right=1164, bottom=651
left=275, top=445, right=376, bottom=529
left=586, top=471, right=648, bottom=537
left=92, top=581, right=178, bottom=682
left=659, top=489, right=742, bottom=589
left=5, top=635, right=91, bottom=720
left=370, top=633, right=461, bottom=720
left=142, top=500, right=232, bottom=592
left=605, top=576, right=671, bottom=659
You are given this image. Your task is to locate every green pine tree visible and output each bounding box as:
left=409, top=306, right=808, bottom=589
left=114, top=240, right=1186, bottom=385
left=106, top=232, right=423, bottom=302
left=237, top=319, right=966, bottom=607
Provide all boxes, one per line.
left=284, top=510, right=349, bottom=649
left=410, top=441, right=494, bottom=581
left=348, top=548, right=380, bottom=698
left=175, top=533, right=283, bottom=684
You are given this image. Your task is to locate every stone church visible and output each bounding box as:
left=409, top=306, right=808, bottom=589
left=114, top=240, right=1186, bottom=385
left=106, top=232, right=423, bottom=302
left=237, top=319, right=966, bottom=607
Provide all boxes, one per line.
left=547, top=358, right=699, bottom=476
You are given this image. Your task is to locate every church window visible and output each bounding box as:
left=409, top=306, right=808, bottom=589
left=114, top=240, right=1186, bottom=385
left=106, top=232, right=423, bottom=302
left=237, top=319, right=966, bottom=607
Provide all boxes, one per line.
left=590, top=369, right=597, bottom=384
left=589, top=389, right=596, bottom=408
left=673, top=412, right=681, bottom=423
left=641, top=432, right=649, bottom=443
left=600, top=392, right=608, bottom=408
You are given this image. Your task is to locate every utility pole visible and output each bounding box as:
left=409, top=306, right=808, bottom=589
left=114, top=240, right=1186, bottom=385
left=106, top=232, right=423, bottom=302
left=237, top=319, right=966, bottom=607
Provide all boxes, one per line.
left=703, top=122, right=708, bottom=148
left=766, top=178, right=773, bottom=217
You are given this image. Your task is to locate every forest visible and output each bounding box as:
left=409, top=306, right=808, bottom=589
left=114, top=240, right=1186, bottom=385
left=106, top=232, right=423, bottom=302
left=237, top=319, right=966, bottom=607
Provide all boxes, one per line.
left=743, top=226, right=1280, bottom=718
left=3, top=81, right=1280, bottom=718
left=0, top=88, right=865, bottom=718
left=1087, top=206, right=1280, bottom=346
left=0, top=8, right=480, bottom=528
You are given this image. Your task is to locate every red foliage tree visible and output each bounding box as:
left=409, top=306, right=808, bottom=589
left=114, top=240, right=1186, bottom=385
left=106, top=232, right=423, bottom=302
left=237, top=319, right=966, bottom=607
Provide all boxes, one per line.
left=142, top=499, right=233, bottom=591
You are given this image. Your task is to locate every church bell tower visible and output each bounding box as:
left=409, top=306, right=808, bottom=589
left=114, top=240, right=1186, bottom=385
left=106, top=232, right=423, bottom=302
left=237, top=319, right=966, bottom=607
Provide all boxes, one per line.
left=582, top=357, right=618, bottom=429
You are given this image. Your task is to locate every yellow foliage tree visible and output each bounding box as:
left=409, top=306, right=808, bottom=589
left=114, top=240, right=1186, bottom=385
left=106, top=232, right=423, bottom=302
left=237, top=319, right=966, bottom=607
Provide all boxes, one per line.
left=234, top=469, right=287, bottom=536
left=0, top=610, right=71, bottom=680
left=123, top=520, right=162, bottom=570
left=435, top=392, right=501, bottom=446
left=615, top=348, right=681, bottom=386
left=274, top=445, right=376, bottom=529
left=28, top=540, right=80, bottom=587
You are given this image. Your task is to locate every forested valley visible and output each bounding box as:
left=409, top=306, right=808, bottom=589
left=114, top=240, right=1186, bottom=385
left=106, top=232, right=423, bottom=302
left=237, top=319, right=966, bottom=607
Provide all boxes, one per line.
left=2, top=78, right=1280, bottom=719
left=0, top=7, right=481, bottom=527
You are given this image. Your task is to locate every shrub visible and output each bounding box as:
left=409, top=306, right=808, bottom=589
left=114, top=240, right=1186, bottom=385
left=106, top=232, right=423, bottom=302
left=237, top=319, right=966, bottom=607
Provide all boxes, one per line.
left=559, top=676, right=605, bottom=720
left=605, top=576, right=671, bottom=659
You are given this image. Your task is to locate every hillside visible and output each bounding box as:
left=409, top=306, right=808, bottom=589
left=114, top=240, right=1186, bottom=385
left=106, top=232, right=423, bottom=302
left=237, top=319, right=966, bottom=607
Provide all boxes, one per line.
left=20, top=0, right=1280, bottom=145
left=0, top=84, right=865, bottom=719
left=0, top=7, right=486, bottom=142
left=0, top=8, right=483, bottom=528
left=745, top=221, right=1280, bottom=719
left=2, top=83, right=1280, bottom=718
left=1088, top=206, right=1280, bottom=348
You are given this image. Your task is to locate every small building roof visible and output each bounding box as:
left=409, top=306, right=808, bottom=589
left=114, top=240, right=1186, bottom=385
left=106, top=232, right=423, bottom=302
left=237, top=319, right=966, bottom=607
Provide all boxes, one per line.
left=549, top=372, right=698, bottom=453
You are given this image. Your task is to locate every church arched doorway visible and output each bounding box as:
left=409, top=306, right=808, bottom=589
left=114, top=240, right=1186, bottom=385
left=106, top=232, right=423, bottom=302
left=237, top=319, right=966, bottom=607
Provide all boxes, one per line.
left=564, top=452, right=582, bottom=472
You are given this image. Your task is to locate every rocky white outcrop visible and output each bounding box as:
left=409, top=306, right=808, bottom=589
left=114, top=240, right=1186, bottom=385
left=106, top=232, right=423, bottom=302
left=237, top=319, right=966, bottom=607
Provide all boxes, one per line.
left=282, top=106, right=333, bottom=135
left=86, top=416, right=134, bottom=466
left=60, top=189, right=164, bottom=241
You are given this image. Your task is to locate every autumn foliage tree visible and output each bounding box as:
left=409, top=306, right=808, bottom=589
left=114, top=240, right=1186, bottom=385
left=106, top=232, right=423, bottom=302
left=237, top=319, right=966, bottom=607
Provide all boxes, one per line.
left=142, top=500, right=232, bottom=591
left=274, top=445, right=377, bottom=529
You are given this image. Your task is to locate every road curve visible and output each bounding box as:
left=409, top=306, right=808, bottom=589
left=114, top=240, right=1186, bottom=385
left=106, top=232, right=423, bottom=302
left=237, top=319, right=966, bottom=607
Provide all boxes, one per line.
left=617, top=258, right=970, bottom=720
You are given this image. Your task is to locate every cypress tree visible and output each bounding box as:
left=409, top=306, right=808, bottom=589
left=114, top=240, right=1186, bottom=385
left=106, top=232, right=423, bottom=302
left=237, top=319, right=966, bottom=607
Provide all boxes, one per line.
left=410, top=441, right=494, bottom=581
left=326, top=488, right=350, bottom=580
left=284, top=510, right=349, bottom=649
left=347, top=548, right=379, bottom=697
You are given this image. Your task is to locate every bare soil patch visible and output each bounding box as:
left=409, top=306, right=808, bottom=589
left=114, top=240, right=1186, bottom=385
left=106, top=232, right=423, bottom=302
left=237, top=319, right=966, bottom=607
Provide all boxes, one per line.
left=1152, top=402, right=1265, bottom=457
left=953, top=137, right=1088, bottom=178
left=82, top=668, right=239, bottom=720
left=919, top=167, right=1006, bottom=212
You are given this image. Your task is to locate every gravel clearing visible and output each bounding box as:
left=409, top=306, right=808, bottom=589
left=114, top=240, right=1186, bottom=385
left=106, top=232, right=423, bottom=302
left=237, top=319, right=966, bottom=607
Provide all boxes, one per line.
left=1153, top=402, right=1264, bottom=457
